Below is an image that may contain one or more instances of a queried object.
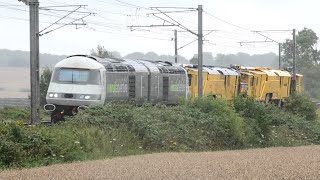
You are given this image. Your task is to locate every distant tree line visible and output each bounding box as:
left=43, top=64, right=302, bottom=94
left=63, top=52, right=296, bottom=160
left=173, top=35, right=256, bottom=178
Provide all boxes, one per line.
left=0, top=49, right=66, bottom=68
left=0, top=46, right=278, bottom=69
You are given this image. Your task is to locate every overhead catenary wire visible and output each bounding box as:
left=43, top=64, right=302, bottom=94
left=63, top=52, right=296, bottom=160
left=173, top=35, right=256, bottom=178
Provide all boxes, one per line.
left=39, top=8, right=94, bottom=14
left=39, top=6, right=83, bottom=34
left=39, top=13, right=92, bottom=36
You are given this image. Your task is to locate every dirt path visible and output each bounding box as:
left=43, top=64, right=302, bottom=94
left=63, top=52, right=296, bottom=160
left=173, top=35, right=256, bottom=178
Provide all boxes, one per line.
left=1, top=145, right=320, bottom=180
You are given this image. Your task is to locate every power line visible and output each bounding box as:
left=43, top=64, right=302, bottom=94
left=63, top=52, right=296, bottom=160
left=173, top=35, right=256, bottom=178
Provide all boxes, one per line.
left=0, top=14, right=85, bottom=26
left=150, top=9, right=197, bottom=14
left=112, top=0, right=149, bottom=10
left=89, top=28, right=172, bottom=41
left=0, top=4, right=25, bottom=7
left=255, top=30, right=292, bottom=33
left=95, top=0, right=149, bottom=10
left=40, top=5, right=86, bottom=8
left=149, top=7, right=198, bottom=36
left=203, top=10, right=252, bottom=31
left=45, top=0, right=70, bottom=6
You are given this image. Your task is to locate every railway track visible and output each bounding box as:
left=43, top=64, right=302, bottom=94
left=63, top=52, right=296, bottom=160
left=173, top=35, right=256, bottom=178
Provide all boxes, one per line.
left=0, top=98, right=30, bottom=107
left=0, top=98, right=319, bottom=108
left=313, top=101, right=320, bottom=108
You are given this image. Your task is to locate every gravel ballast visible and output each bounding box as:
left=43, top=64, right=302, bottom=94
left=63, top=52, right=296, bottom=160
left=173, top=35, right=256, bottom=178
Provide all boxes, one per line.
left=1, top=145, right=320, bottom=180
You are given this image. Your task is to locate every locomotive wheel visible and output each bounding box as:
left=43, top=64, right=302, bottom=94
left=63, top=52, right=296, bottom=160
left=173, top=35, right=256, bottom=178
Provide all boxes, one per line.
left=51, top=110, right=63, bottom=123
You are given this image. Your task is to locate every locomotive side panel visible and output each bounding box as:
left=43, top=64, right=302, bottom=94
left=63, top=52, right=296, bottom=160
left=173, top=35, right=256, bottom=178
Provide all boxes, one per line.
left=134, top=72, right=149, bottom=103
left=105, top=72, right=129, bottom=102
left=166, top=74, right=187, bottom=104
left=149, top=73, right=162, bottom=103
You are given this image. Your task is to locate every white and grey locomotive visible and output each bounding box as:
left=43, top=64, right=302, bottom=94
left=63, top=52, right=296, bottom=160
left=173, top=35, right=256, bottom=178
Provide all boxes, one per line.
left=44, top=55, right=188, bottom=121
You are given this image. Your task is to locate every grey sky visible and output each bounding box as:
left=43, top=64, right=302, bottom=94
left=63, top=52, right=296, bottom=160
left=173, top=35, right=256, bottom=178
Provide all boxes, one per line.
left=0, top=0, right=319, bottom=59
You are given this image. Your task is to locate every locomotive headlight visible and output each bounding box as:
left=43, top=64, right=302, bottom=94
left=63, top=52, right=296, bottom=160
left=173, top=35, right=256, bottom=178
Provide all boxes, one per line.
left=84, top=95, right=90, bottom=100
left=53, top=93, right=58, bottom=98
left=49, top=93, right=53, bottom=98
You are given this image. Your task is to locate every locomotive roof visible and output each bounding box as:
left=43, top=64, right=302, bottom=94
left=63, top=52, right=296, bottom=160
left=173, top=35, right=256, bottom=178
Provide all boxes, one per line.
left=55, top=55, right=105, bottom=70
left=65, top=55, right=186, bottom=74
left=188, top=66, right=240, bottom=76
left=259, top=70, right=278, bottom=76
left=268, top=70, right=291, bottom=77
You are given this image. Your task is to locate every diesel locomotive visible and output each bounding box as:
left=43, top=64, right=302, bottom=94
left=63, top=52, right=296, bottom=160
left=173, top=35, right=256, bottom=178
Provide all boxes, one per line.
left=44, top=55, right=188, bottom=122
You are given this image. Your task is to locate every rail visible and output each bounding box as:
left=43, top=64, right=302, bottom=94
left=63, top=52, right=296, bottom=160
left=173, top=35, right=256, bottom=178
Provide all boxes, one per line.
left=0, top=98, right=30, bottom=107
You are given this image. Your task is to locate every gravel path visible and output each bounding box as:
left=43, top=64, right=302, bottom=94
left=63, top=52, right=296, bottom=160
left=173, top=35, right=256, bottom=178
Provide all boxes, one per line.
left=1, top=145, right=320, bottom=180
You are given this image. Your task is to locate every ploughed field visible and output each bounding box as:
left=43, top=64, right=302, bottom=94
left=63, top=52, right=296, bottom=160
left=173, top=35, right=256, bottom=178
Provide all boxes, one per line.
left=0, top=67, right=30, bottom=98
left=1, top=145, right=320, bottom=180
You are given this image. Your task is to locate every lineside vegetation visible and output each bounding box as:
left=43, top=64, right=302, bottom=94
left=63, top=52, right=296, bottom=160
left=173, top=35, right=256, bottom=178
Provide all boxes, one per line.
left=0, top=95, right=318, bottom=169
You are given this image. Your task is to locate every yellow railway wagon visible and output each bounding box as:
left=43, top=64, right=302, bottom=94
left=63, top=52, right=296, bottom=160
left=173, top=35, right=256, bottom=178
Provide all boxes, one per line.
left=238, top=67, right=300, bottom=103
left=185, top=65, right=302, bottom=103
left=269, top=69, right=291, bottom=99
left=186, top=66, right=240, bottom=101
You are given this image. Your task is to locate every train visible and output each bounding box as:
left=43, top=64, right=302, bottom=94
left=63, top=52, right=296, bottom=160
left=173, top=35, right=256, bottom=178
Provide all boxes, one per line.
left=44, top=55, right=302, bottom=122
left=44, top=55, right=188, bottom=121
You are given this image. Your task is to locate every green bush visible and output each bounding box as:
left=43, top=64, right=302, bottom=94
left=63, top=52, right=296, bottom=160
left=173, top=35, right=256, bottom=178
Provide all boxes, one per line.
left=1, top=96, right=320, bottom=169
left=72, top=98, right=245, bottom=151
left=233, top=96, right=320, bottom=147
left=284, top=94, right=318, bottom=121
left=40, top=68, right=52, bottom=106
left=0, top=120, right=142, bottom=168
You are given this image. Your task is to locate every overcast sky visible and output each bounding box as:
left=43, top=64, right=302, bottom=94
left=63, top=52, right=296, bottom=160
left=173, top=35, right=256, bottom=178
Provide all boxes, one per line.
left=0, top=0, right=319, bottom=59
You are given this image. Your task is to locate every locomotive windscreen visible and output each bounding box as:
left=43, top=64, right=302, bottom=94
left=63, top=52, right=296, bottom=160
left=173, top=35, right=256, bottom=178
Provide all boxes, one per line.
left=53, top=68, right=101, bottom=85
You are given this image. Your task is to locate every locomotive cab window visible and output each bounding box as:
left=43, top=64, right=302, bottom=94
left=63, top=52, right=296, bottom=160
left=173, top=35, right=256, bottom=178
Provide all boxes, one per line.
left=53, top=68, right=101, bottom=85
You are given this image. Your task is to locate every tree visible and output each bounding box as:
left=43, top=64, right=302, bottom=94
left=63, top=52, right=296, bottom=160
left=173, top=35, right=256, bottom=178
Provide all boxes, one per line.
left=90, top=45, right=113, bottom=58
left=189, top=52, right=215, bottom=65
left=281, top=28, right=320, bottom=99
left=190, top=55, right=198, bottom=64
left=215, top=52, right=277, bottom=68
left=40, top=68, right=52, bottom=106
left=282, top=28, right=319, bottom=70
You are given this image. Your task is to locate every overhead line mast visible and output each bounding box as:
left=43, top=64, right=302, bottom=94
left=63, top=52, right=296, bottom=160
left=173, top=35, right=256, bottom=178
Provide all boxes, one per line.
left=18, top=0, right=40, bottom=124
left=17, top=0, right=92, bottom=124
left=128, top=5, right=204, bottom=97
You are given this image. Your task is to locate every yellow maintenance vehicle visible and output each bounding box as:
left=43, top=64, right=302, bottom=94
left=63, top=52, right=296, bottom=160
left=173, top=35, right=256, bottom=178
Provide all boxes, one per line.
left=233, top=65, right=303, bottom=104
left=184, top=65, right=240, bottom=101
left=183, top=64, right=302, bottom=103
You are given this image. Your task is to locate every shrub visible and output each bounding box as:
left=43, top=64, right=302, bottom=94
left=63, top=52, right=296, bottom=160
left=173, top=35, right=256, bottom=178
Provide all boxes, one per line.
left=40, top=68, right=52, bottom=106
left=71, top=98, right=245, bottom=151
left=284, top=94, right=318, bottom=121
left=233, top=95, right=320, bottom=147
left=0, top=120, right=142, bottom=168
